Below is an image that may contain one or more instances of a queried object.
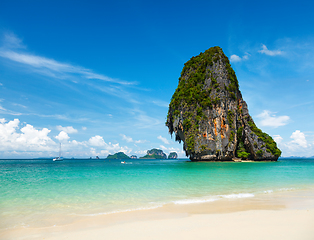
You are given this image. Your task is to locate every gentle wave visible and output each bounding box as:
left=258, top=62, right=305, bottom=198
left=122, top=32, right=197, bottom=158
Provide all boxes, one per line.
left=173, top=193, right=255, bottom=205
left=264, top=190, right=274, bottom=193
left=279, top=187, right=295, bottom=191
left=173, top=197, right=219, bottom=205
left=76, top=205, right=163, bottom=217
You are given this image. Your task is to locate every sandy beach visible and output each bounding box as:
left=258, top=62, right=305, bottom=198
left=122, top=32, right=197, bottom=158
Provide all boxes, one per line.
left=1, top=189, right=313, bottom=240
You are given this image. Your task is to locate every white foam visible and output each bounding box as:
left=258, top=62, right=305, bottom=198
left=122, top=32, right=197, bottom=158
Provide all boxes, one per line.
left=173, top=193, right=254, bottom=205
left=279, top=188, right=295, bottom=191
left=219, top=193, right=255, bottom=199
left=264, top=190, right=273, bottom=194
left=173, top=197, right=218, bottom=205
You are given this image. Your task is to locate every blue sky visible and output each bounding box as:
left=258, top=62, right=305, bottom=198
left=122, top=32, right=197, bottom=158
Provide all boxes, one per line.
left=0, top=0, right=313, bottom=158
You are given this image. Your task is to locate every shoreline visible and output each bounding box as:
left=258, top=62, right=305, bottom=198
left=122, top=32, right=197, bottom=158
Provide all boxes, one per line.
left=1, top=188, right=314, bottom=240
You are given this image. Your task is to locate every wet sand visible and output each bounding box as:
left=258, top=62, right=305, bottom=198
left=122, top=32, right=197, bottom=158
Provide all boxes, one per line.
left=1, top=189, right=314, bottom=240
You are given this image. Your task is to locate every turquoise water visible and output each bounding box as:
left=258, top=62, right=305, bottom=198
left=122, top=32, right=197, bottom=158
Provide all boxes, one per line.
left=1, top=158, right=314, bottom=229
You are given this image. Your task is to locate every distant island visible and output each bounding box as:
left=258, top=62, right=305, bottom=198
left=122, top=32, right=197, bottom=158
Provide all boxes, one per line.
left=168, top=152, right=178, bottom=159
left=105, top=149, right=178, bottom=160
left=140, top=148, right=167, bottom=159
left=106, top=152, right=130, bottom=159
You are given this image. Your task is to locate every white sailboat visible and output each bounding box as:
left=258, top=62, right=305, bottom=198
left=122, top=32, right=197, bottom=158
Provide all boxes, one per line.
left=53, top=143, right=63, bottom=161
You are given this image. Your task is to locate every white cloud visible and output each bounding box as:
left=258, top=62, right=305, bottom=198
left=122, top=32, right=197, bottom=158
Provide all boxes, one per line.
left=230, top=53, right=250, bottom=63
left=88, top=135, right=106, bottom=146
left=290, top=130, right=307, bottom=148
left=256, top=110, right=290, bottom=127
left=56, top=125, right=78, bottom=134
left=258, top=44, right=283, bottom=56
left=230, top=54, right=242, bottom=62
left=88, top=135, right=131, bottom=155
left=70, top=139, right=86, bottom=146
left=277, top=130, right=313, bottom=157
left=273, top=135, right=283, bottom=144
left=157, top=135, right=170, bottom=144
left=55, top=131, right=70, bottom=142
left=88, top=143, right=132, bottom=157
left=0, top=118, right=55, bottom=152
left=82, top=126, right=87, bottom=130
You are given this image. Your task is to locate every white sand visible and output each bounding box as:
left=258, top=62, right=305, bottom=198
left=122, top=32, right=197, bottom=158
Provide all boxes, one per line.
left=1, top=189, right=314, bottom=240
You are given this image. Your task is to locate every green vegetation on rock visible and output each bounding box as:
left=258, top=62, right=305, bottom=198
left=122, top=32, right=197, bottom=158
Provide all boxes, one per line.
left=247, top=120, right=281, bottom=158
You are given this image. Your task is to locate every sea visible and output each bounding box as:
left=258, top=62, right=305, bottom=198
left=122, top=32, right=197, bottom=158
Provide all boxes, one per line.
left=1, top=158, right=314, bottom=230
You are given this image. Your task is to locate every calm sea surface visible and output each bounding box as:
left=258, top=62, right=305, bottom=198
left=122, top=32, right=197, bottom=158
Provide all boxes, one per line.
left=1, top=158, right=314, bottom=229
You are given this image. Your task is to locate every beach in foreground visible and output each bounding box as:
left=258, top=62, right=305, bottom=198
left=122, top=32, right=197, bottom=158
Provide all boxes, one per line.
left=1, top=188, right=314, bottom=240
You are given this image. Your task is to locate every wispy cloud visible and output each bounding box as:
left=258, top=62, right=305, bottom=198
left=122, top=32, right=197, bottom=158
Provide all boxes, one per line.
left=258, top=44, right=283, bottom=56
left=120, top=134, right=146, bottom=143
left=93, top=84, right=140, bottom=104
left=121, top=134, right=133, bottom=143
left=0, top=33, right=135, bottom=86
left=256, top=110, right=290, bottom=128
left=2, top=33, right=25, bottom=49
left=157, top=135, right=170, bottom=144
left=151, top=100, right=169, bottom=107
left=0, top=104, right=23, bottom=116
left=0, top=50, right=134, bottom=85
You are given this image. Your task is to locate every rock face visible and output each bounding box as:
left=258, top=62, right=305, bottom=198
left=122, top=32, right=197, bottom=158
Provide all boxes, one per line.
left=168, top=152, right=178, bottom=159
left=166, top=47, right=281, bottom=161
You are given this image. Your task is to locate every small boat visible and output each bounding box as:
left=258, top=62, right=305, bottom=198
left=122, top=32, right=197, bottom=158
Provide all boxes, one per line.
left=121, top=161, right=125, bottom=164
left=53, top=143, right=63, bottom=161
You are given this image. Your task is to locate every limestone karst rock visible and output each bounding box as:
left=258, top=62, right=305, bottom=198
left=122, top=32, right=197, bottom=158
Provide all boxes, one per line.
left=140, top=149, right=167, bottom=159
left=166, top=47, right=281, bottom=161
left=168, top=152, right=178, bottom=159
